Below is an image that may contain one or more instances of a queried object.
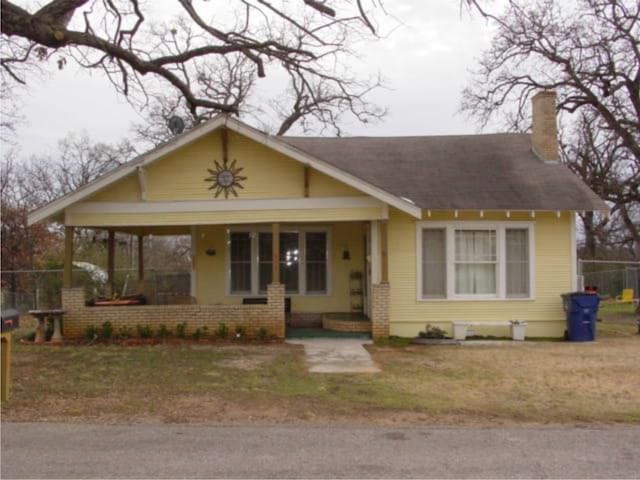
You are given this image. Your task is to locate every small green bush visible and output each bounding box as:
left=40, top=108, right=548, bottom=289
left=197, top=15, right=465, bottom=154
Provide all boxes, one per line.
left=136, top=324, right=153, bottom=339
left=192, top=328, right=204, bottom=341
left=257, top=327, right=269, bottom=341
left=84, top=325, right=99, bottom=342
left=418, top=324, right=448, bottom=339
left=100, top=321, right=113, bottom=340
left=234, top=325, right=246, bottom=340
left=157, top=324, right=171, bottom=339
left=176, top=322, right=187, bottom=339
left=216, top=323, right=229, bottom=339
left=117, top=325, right=133, bottom=339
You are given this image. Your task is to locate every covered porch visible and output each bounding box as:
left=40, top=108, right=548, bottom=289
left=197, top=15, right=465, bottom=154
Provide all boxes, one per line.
left=60, top=217, right=390, bottom=340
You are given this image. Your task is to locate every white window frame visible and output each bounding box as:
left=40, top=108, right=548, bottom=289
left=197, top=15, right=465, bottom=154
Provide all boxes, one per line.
left=416, top=221, right=535, bottom=301
left=226, top=225, right=332, bottom=297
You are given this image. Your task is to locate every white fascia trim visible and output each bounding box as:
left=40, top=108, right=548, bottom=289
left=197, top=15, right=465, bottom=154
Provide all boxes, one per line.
left=67, top=196, right=383, bottom=214
left=29, top=114, right=420, bottom=225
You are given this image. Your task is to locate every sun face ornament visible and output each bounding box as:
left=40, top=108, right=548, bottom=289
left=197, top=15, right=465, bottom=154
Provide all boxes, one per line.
left=204, top=158, right=247, bottom=198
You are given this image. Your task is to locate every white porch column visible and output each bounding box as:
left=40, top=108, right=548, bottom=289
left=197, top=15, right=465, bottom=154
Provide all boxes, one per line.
left=370, top=220, right=380, bottom=285
left=190, top=226, right=197, bottom=298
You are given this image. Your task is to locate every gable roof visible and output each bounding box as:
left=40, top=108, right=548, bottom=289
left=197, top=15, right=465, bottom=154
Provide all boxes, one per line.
left=281, top=133, right=607, bottom=212
left=28, top=115, right=606, bottom=225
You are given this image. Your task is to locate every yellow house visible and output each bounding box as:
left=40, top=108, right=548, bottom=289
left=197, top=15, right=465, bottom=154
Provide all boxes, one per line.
left=28, top=91, right=607, bottom=339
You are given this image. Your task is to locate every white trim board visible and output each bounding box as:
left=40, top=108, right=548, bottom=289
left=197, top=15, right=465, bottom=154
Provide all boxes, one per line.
left=28, top=115, right=421, bottom=225
left=66, top=196, right=384, bottom=214
left=415, top=220, right=536, bottom=302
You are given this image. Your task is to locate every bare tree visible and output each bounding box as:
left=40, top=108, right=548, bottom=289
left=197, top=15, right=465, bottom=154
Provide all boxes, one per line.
left=463, top=0, right=640, bottom=258
left=1, top=0, right=385, bottom=122
left=19, top=132, right=137, bottom=207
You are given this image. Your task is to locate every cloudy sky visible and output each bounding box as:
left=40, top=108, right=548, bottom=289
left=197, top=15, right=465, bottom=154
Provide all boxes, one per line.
left=12, top=1, right=499, bottom=157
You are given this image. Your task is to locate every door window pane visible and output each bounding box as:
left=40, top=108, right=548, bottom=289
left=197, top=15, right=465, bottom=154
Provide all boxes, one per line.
left=422, top=229, right=446, bottom=298
left=230, top=232, right=251, bottom=293
left=306, top=232, right=327, bottom=293
left=280, top=232, right=299, bottom=293
left=454, top=230, right=497, bottom=295
left=506, top=229, right=530, bottom=297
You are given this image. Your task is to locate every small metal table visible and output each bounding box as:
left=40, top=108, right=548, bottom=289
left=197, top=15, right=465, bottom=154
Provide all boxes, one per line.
left=28, top=309, right=66, bottom=344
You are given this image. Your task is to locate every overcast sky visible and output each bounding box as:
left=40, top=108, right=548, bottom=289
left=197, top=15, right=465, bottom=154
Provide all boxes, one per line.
left=12, top=1, right=499, bottom=157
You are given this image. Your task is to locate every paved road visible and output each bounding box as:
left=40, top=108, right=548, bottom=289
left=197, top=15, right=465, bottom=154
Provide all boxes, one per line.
left=2, top=423, right=638, bottom=479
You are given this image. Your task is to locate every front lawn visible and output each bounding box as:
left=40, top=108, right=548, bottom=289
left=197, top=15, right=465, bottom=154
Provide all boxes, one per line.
left=2, top=319, right=639, bottom=426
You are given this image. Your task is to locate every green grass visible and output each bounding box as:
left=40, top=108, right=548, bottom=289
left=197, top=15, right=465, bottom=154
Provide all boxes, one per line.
left=3, top=324, right=639, bottom=426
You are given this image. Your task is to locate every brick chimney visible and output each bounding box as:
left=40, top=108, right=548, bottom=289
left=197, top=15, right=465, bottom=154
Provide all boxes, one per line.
left=531, top=90, right=559, bottom=162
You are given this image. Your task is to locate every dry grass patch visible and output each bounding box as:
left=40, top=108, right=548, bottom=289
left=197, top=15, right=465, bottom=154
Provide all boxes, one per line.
left=2, top=317, right=639, bottom=426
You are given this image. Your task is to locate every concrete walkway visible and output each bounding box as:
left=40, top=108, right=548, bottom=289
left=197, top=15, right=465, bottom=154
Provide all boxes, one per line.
left=287, top=338, right=380, bottom=373
left=3, top=423, right=639, bottom=479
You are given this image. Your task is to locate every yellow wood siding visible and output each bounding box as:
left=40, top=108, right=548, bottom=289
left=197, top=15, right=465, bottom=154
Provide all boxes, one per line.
left=88, top=174, right=140, bottom=202
left=194, top=222, right=365, bottom=312
left=388, top=209, right=571, bottom=338
left=308, top=169, right=362, bottom=197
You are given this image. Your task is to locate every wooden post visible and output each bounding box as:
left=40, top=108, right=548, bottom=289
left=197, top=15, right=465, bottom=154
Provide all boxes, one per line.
left=137, top=234, right=144, bottom=281
left=107, top=230, right=115, bottom=295
left=380, top=221, right=389, bottom=283
left=63, top=226, right=74, bottom=288
left=272, top=223, right=280, bottom=284
left=1, top=332, right=11, bottom=402
left=303, top=166, right=310, bottom=197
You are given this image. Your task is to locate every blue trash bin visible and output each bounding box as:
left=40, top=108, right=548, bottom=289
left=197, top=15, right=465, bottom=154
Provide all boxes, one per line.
left=561, top=292, right=600, bottom=342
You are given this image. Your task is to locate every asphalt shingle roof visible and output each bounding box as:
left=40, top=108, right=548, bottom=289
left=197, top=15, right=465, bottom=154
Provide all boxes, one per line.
left=281, top=133, right=607, bottom=211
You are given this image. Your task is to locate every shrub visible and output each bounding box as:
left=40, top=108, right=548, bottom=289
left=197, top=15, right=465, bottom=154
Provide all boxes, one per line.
left=176, top=322, right=187, bottom=339
left=234, top=325, right=246, bottom=340
left=136, top=324, right=153, bottom=339
left=257, top=327, right=269, bottom=341
left=418, top=324, right=448, bottom=339
left=84, top=325, right=99, bottom=342
left=192, top=328, right=203, bottom=341
left=216, top=323, right=229, bottom=339
left=157, top=324, right=171, bottom=339
left=100, top=321, right=113, bottom=340
left=117, top=325, right=133, bottom=339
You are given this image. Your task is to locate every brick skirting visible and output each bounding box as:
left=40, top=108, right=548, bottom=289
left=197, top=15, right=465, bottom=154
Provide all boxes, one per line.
left=371, top=283, right=390, bottom=339
left=61, top=283, right=286, bottom=339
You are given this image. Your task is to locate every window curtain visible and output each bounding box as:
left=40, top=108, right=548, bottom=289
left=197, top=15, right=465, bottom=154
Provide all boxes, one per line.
left=506, top=229, right=529, bottom=297
left=422, top=229, right=446, bottom=298
left=455, top=230, right=497, bottom=295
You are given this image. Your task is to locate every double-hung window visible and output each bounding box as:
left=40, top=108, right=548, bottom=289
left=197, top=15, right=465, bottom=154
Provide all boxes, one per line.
left=418, top=222, right=533, bottom=300
left=228, top=228, right=329, bottom=295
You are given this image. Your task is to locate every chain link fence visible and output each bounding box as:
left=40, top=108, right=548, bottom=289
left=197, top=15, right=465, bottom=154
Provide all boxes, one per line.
left=1, top=268, right=191, bottom=312
left=581, top=263, right=640, bottom=300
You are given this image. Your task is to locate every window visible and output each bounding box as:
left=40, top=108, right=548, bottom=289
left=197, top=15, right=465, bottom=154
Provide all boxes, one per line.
left=280, top=233, right=300, bottom=293
left=418, top=222, right=533, bottom=300
left=506, top=229, right=530, bottom=298
left=454, top=230, right=497, bottom=295
left=421, top=229, right=446, bottom=298
left=306, top=232, right=328, bottom=294
left=258, top=233, right=272, bottom=293
left=229, top=232, right=252, bottom=293
left=228, top=228, right=329, bottom=295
